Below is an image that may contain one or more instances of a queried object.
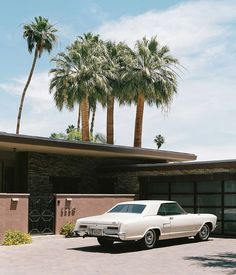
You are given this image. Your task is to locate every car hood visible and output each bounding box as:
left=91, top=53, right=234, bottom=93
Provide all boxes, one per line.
left=77, top=213, right=142, bottom=225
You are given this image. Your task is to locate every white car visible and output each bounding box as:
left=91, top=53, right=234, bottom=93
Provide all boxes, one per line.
left=74, top=200, right=217, bottom=249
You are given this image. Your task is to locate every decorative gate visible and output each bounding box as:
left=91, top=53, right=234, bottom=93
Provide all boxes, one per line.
left=29, top=196, right=55, bottom=234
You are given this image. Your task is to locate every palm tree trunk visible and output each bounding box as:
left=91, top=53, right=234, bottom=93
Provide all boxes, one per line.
left=90, top=106, right=96, bottom=136
left=134, top=94, right=145, bottom=147
left=77, top=104, right=81, bottom=131
left=106, top=96, right=114, bottom=144
left=16, top=48, right=38, bottom=134
left=81, top=96, right=89, bottom=141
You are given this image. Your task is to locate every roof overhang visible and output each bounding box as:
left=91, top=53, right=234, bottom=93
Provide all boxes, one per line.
left=0, top=132, right=197, bottom=162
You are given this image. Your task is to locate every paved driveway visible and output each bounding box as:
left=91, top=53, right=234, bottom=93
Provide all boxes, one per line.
left=0, top=236, right=235, bottom=275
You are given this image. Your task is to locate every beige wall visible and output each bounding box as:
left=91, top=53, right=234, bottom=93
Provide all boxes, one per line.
left=55, top=194, right=136, bottom=234
left=0, top=193, right=29, bottom=242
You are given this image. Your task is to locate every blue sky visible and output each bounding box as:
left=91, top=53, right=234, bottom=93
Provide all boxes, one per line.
left=0, top=0, right=236, bottom=160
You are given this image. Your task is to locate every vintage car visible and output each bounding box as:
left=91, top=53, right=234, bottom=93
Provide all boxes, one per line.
left=74, top=200, right=217, bottom=249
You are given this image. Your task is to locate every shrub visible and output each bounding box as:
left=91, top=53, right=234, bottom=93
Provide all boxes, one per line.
left=60, top=223, right=75, bottom=238
left=2, top=230, right=32, bottom=246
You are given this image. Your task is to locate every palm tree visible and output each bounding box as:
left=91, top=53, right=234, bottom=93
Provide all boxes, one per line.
left=88, top=94, right=97, bottom=136
left=16, top=16, right=57, bottom=134
left=154, top=134, right=165, bottom=149
left=50, top=33, right=109, bottom=142
left=125, top=37, right=179, bottom=147
left=105, top=42, right=132, bottom=144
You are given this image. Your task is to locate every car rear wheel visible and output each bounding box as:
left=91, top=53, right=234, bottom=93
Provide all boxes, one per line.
left=140, top=229, right=157, bottom=249
left=97, top=237, right=114, bottom=247
left=195, top=224, right=210, bottom=241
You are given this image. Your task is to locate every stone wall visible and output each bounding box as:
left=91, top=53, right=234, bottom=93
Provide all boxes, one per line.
left=115, top=173, right=139, bottom=193
left=0, top=193, right=29, bottom=243
left=27, top=153, right=144, bottom=196
left=27, top=153, right=103, bottom=195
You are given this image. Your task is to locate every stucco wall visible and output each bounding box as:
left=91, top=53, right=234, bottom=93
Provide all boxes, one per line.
left=54, top=194, right=136, bottom=234
left=0, top=193, right=29, bottom=243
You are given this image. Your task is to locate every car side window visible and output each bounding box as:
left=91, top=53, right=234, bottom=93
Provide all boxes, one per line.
left=157, top=203, right=185, bottom=216
left=157, top=204, right=167, bottom=216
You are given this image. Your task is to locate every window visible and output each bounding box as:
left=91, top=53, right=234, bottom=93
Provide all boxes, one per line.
left=224, top=194, right=236, bottom=207
left=224, top=180, right=236, bottom=192
left=171, top=182, right=194, bottom=193
left=197, top=181, right=222, bottom=193
left=224, top=208, right=236, bottom=221
left=197, top=194, right=221, bottom=207
left=147, top=179, right=169, bottom=194
left=171, top=194, right=194, bottom=206
left=108, top=204, right=146, bottom=214
left=157, top=203, right=185, bottom=216
left=224, top=222, right=236, bottom=235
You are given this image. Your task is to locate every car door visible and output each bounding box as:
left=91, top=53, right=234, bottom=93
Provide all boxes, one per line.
left=159, top=202, right=197, bottom=238
left=156, top=203, right=171, bottom=239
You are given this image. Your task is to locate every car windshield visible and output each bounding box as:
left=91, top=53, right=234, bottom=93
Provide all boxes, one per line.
left=108, top=204, right=146, bottom=214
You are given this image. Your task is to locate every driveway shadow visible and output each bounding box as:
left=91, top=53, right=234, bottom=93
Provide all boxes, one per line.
left=68, top=237, right=207, bottom=254
left=184, top=253, right=236, bottom=275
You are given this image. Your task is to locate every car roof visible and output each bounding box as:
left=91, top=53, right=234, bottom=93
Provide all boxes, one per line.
left=116, top=200, right=175, bottom=205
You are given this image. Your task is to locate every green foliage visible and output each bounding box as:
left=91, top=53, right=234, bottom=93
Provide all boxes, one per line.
left=50, top=125, right=81, bottom=141
left=24, top=16, right=58, bottom=56
left=49, top=33, right=179, bottom=146
left=50, top=132, right=67, bottom=139
left=50, top=125, right=105, bottom=144
left=93, top=133, right=106, bottom=144
left=154, top=134, right=165, bottom=149
left=60, top=223, right=75, bottom=238
left=66, top=125, right=82, bottom=141
left=2, top=230, right=32, bottom=246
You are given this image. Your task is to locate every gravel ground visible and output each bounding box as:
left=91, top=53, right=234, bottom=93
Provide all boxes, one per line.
left=0, top=236, right=235, bottom=275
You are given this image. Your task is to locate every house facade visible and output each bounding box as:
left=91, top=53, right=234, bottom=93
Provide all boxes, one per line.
left=0, top=132, right=195, bottom=238
left=101, top=161, right=236, bottom=236
left=0, top=132, right=235, bottom=238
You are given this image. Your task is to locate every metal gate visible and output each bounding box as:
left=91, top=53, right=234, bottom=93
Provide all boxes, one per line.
left=29, top=196, right=55, bottom=234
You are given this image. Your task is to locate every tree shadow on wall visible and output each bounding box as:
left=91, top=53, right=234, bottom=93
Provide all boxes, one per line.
left=184, top=253, right=236, bottom=274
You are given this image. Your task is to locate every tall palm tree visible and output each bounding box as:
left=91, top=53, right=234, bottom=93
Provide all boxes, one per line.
left=105, top=42, right=132, bottom=144
left=50, top=33, right=110, bottom=142
left=16, top=16, right=57, bottom=134
left=125, top=37, right=179, bottom=147
left=88, top=94, right=97, bottom=136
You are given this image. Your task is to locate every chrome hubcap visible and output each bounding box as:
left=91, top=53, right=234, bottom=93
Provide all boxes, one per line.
left=145, top=230, right=155, bottom=245
left=199, top=225, right=209, bottom=239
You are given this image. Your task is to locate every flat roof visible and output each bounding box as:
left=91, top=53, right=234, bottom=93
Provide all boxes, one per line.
left=100, top=158, right=236, bottom=172
left=0, top=132, right=196, bottom=162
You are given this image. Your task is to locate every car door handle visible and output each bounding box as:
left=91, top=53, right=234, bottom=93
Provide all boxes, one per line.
left=169, top=217, right=174, bottom=220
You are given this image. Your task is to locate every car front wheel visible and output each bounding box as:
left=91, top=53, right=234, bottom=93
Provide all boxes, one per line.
left=195, top=224, right=210, bottom=241
left=97, top=237, right=114, bottom=248
left=140, top=229, right=157, bottom=249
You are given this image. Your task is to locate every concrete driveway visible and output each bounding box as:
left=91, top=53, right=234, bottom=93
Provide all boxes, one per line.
left=0, top=236, right=235, bottom=275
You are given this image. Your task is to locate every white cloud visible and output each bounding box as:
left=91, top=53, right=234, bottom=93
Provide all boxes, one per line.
left=0, top=72, right=51, bottom=104
left=97, top=1, right=236, bottom=53
left=0, top=71, right=78, bottom=135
